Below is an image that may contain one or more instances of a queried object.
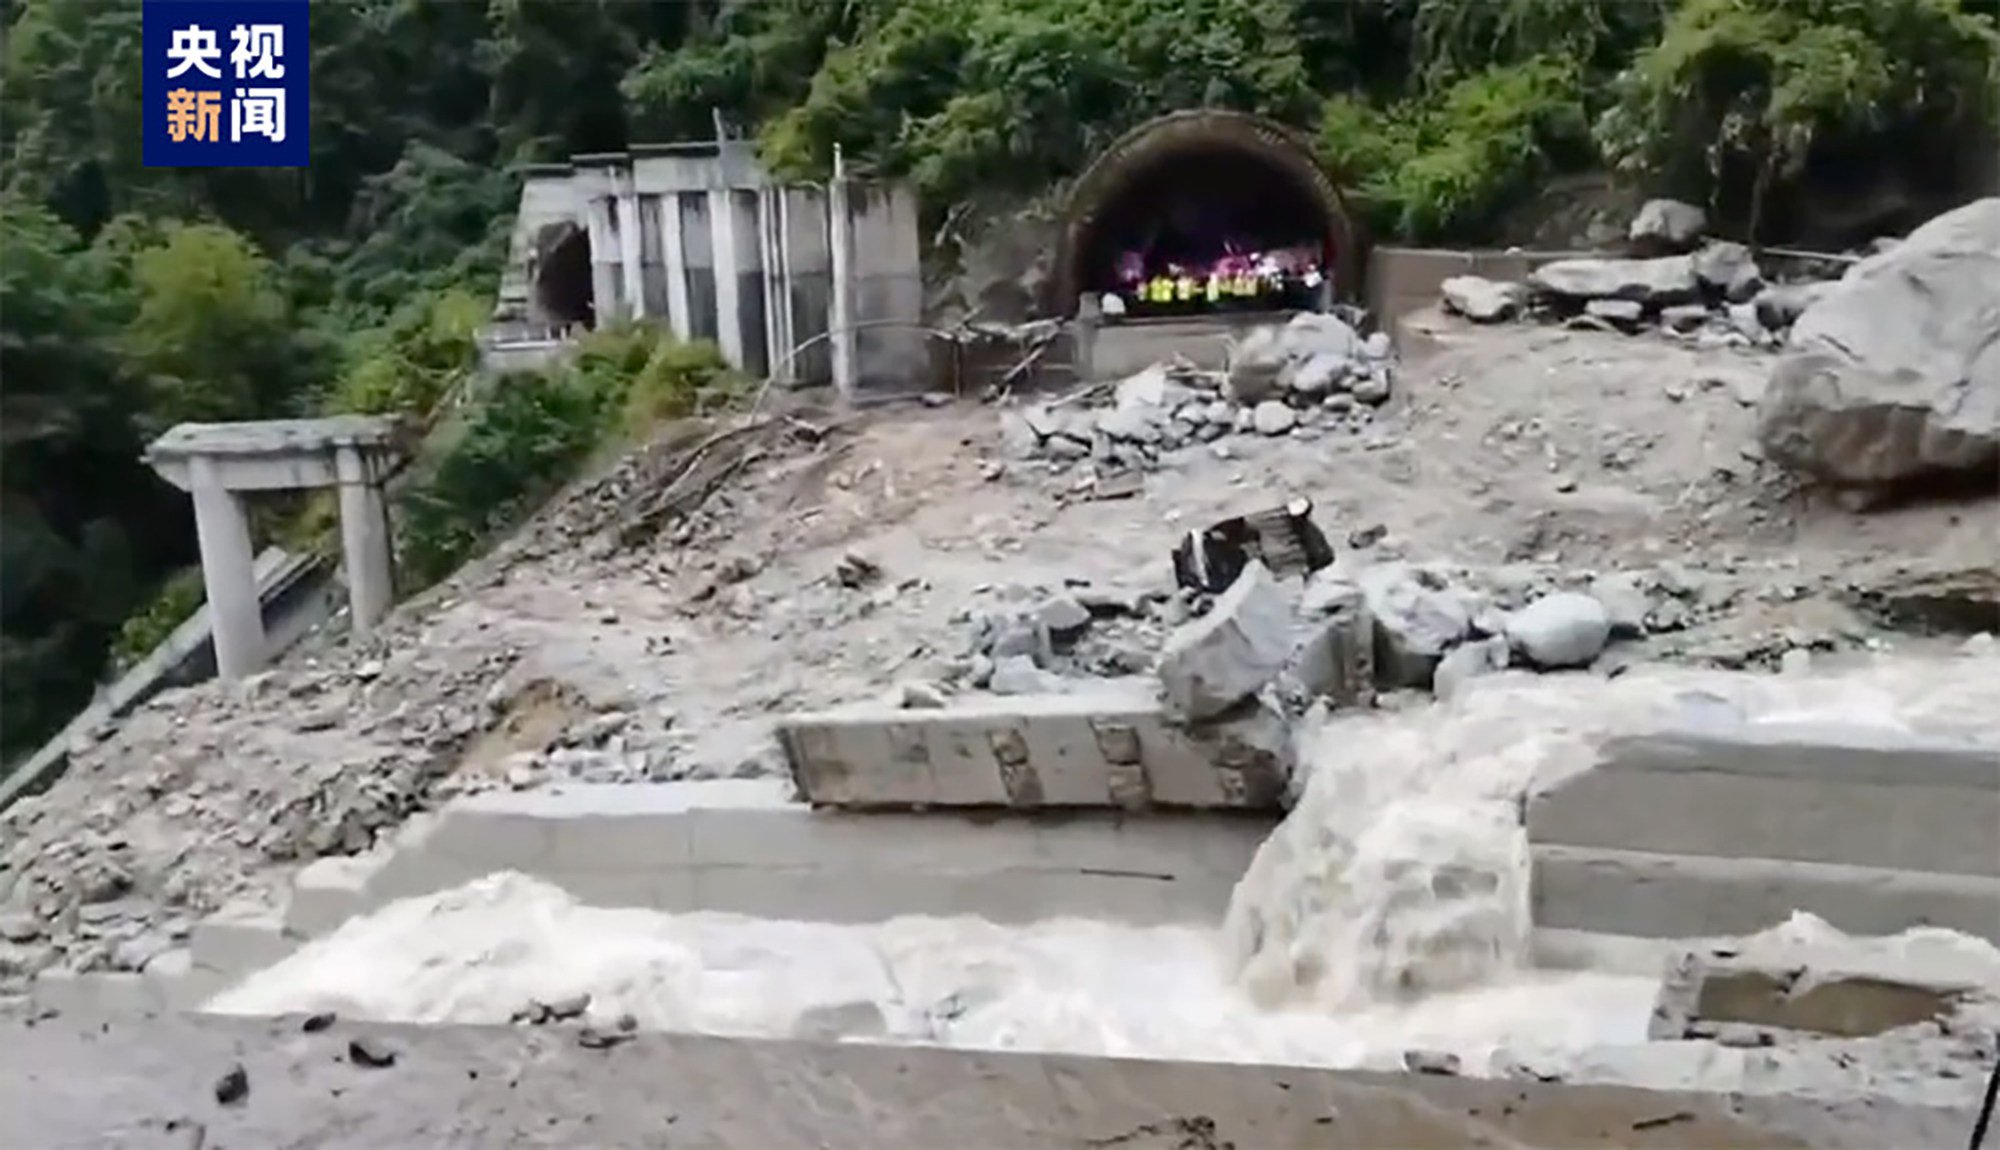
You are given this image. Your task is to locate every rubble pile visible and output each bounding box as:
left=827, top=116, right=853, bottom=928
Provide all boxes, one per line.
left=0, top=643, right=524, bottom=990
left=1439, top=197, right=1848, bottom=349
left=1002, top=311, right=1397, bottom=473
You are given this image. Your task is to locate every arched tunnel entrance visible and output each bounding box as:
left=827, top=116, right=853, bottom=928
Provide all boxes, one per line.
left=1051, top=110, right=1361, bottom=319
left=532, top=221, right=595, bottom=329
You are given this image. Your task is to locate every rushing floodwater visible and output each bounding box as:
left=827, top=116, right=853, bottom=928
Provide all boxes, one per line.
left=208, top=651, right=1999, bottom=1072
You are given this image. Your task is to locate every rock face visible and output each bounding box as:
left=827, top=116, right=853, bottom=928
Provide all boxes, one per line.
left=1757, top=197, right=2000, bottom=489
left=1156, top=561, right=1295, bottom=721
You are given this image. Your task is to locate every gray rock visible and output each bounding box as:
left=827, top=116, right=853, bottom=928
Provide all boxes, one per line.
left=1690, top=241, right=1764, bottom=302
left=1630, top=199, right=1707, bottom=252
left=1585, top=299, right=1647, bottom=332
left=1284, top=352, right=1347, bottom=398
left=1588, top=573, right=1652, bottom=638
left=1362, top=331, right=1393, bottom=360
left=982, top=614, right=1053, bottom=666
left=1752, top=282, right=1834, bottom=331
left=988, top=655, right=1066, bottom=696
left=1035, top=595, right=1093, bottom=641
left=1660, top=303, right=1713, bottom=333
left=1156, top=561, right=1295, bottom=721
left=1112, top=364, right=1191, bottom=412
left=898, top=680, right=950, bottom=710
left=1096, top=405, right=1164, bottom=444
left=1505, top=592, right=1612, bottom=669
left=0, top=912, right=41, bottom=943
left=1528, top=257, right=1699, bottom=306
left=1251, top=401, right=1297, bottom=436
left=1757, top=197, right=2000, bottom=489
left=1432, top=636, right=1510, bottom=702
left=1280, top=579, right=1374, bottom=710
left=1280, top=312, right=1360, bottom=362
left=1357, top=564, right=1475, bottom=689
left=1440, top=275, right=1526, bottom=323
left=1351, top=369, right=1392, bottom=406
left=1726, top=302, right=1768, bottom=343
left=1225, top=328, right=1287, bottom=405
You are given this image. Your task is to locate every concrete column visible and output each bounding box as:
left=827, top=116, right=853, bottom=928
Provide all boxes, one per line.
left=1073, top=296, right=1100, bottom=383
left=708, top=187, right=744, bottom=368
left=585, top=196, right=620, bottom=325
left=334, top=445, right=394, bottom=635
left=657, top=192, right=692, bottom=342
left=828, top=174, right=857, bottom=399
left=188, top=455, right=265, bottom=680
left=617, top=188, right=647, bottom=320
left=762, top=187, right=796, bottom=383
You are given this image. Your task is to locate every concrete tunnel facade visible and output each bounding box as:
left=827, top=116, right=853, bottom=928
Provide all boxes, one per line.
left=1050, top=109, right=1364, bottom=317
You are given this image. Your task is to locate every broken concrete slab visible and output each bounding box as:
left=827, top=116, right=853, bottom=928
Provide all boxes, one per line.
left=776, top=681, right=1294, bottom=812
left=1155, top=560, right=1294, bottom=721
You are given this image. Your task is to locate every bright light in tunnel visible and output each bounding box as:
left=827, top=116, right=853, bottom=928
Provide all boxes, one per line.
left=1079, top=139, right=1336, bottom=319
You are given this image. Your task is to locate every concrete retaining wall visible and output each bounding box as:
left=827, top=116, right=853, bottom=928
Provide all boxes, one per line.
left=33, top=778, right=1273, bottom=1013
left=776, top=684, right=1294, bottom=811
left=349, top=779, right=1267, bottom=928
left=1529, top=721, right=2000, bottom=944
left=4, top=1009, right=1980, bottom=1150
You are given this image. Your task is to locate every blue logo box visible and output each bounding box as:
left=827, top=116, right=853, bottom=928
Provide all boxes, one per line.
left=143, top=0, right=309, bottom=168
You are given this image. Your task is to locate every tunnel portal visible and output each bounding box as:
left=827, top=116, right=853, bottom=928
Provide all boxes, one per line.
left=532, top=222, right=595, bottom=328
left=1052, top=110, right=1358, bottom=320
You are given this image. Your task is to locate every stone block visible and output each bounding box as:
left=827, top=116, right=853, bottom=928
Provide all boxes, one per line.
left=1156, top=561, right=1295, bottom=721
left=1531, top=844, right=2000, bottom=945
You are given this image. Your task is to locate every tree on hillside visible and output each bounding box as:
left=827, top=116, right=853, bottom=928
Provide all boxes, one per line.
left=1600, top=0, right=2000, bottom=241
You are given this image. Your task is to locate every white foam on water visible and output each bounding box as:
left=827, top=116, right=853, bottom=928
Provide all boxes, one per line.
left=208, top=651, right=2000, bottom=1072
left=205, top=870, right=1656, bottom=1069
left=1221, top=651, right=2000, bottom=1012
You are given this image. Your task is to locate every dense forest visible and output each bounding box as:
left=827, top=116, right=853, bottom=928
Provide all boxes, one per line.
left=3, top=0, right=1997, bottom=764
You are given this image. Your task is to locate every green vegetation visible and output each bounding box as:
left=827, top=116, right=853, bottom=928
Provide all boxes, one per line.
left=4, top=0, right=1995, bottom=765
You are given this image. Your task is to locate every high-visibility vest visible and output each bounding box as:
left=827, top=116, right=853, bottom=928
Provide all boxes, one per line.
left=1175, top=277, right=1194, bottom=301
left=1204, top=277, right=1221, bottom=304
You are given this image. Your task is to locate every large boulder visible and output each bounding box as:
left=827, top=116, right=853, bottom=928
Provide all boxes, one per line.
left=1440, top=275, right=1526, bottom=323
left=1629, top=198, right=1707, bottom=253
left=1527, top=256, right=1699, bottom=307
left=1156, top=560, right=1295, bottom=721
left=1757, top=198, right=2000, bottom=488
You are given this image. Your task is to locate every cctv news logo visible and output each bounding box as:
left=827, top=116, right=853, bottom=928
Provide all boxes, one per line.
left=143, top=0, right=309, bottom=168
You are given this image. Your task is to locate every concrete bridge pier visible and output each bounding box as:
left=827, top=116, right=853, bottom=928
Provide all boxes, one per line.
left=145, top=416, right=410, bottom=680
